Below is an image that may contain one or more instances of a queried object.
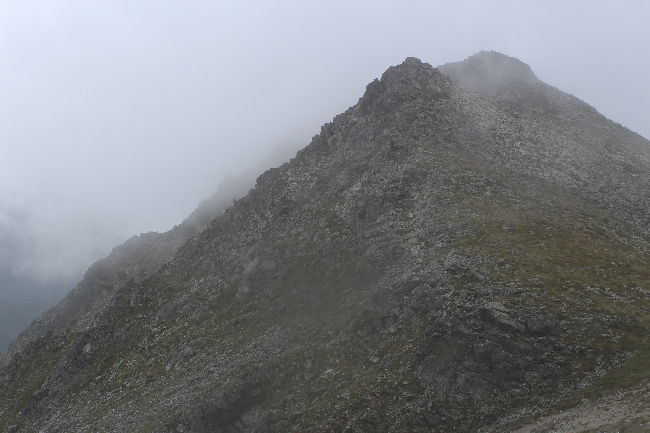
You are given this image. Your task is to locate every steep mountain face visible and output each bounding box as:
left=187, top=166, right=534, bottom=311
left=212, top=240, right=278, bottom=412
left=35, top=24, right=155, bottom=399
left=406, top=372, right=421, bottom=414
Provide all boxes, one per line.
left=1, top=52, right=650, bottom=432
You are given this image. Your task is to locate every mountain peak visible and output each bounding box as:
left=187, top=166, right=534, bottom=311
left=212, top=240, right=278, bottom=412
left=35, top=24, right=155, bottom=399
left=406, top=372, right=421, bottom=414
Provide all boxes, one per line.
left=403, top=56, right=425, bottom=67
left=438, top=50, right=539, bottom=97
left=381, top=56, right=446, bottom=84
left=356, top=56, right=450, bottom=116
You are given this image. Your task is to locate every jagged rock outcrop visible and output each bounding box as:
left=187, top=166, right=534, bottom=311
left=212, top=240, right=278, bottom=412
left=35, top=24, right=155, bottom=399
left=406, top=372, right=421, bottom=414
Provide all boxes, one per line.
left=1, top=52, right=650, bottom=432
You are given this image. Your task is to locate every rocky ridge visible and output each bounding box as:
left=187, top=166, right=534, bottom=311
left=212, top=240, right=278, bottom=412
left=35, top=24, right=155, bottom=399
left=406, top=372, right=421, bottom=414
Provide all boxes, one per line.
left=1, top=52, right=650, bottom=432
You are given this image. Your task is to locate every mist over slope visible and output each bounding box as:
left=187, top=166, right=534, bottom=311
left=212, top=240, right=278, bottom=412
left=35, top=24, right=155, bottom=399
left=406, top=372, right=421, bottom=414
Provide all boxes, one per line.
left=1, top=52, right=650, bottom=432
left=0, top=144, right=299, bottom=353
left=0, top=273, right=73, bottom=351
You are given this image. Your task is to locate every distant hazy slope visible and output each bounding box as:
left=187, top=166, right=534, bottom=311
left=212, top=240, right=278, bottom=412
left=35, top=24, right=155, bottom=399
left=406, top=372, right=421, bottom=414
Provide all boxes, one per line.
left=0, top=173, right=250, bottom=361
left=0, top=145, right=301, bottom=361
left=0, top=273, right=74, bottom=351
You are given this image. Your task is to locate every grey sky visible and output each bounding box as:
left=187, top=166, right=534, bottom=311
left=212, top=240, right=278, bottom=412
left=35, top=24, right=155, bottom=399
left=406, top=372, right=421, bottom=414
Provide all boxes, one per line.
left=1, top=0, right=649, bottom=284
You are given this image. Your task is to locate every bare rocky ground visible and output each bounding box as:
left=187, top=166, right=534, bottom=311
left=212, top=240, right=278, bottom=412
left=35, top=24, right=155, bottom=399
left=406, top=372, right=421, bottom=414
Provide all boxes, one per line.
left=1, top=52, right=649, bottom=432
left=515, top=382, right=650, bottom=432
